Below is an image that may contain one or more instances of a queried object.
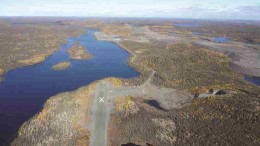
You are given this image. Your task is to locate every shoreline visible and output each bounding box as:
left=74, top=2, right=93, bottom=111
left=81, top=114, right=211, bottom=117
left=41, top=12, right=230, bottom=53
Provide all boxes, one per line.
left=8, top=29, right=141, bottom=146
left=10, top=26, right=260, bottom=146
left=193, top=41, right=260, bottom=78
left=0, top=35, right=86, bottom=82
left=4, top=19, right=260, bottom=146
left=94, top=32, right=153, bottom=86
left=230, top=61, right=260, bottom=77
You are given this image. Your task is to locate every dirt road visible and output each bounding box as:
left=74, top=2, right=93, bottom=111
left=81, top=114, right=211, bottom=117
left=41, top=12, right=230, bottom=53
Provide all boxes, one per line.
left=89, top=71, right=193, bottom=146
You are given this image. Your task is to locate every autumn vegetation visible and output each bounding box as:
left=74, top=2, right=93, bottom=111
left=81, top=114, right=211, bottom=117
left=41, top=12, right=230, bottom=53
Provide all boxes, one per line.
left=0, top=18, right=85, bottom=80
left=5, top=18, right=260, bottom=146
left=18, top=54, right=49, bottom=66
left=100, top=24, right=133, bottom=37
left=0, top=68, right=4, bottom=81
left=11, top=81, right=97, bottom=146
left=173, top=20, right=260, bottom=44
left=52, top=61, right=71, bottom=71
left=68, top=42, right=93, bottom=60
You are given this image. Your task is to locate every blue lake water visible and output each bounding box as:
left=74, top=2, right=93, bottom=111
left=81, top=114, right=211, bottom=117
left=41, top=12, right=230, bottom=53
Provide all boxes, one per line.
left=245, top=76, right=260, bottom=86
left=0, top=29, right=139, bottom=145
left=192, top=32, right=203, bottom=35
left=213, top=37, right=232, bottom=43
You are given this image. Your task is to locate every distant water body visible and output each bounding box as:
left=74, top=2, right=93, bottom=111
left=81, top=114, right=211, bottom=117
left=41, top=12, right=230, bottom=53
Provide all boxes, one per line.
left=0, top=29, right=139, bottom=145
left=245, top=76, right=260, bottom=86
left=192, top=32, right=203, bottom=35
left=175, top=23, right=258, bottom=86
left=174, top=23, right=201, bottom=28
left=213, top=37, right=232, bottom=43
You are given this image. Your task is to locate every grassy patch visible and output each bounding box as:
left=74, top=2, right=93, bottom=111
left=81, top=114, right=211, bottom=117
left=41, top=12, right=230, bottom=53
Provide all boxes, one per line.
left=114, top=96, right=139, bottom=116
left=105, top=77, right=123, bottom=87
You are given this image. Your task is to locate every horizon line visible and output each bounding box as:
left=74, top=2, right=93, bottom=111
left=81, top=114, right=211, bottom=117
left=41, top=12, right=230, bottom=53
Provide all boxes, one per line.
left=0, top=16, right=260, bottom=21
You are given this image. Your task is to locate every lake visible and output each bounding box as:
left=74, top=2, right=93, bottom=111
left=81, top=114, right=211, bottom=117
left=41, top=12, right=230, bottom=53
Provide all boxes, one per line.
left=213, top=37, right=232, bottom=43
left=245, top=76, right=260, bottom=86
left=174, top=23, right=201, bottom=28
left=0, top=29, right=139, bottom=145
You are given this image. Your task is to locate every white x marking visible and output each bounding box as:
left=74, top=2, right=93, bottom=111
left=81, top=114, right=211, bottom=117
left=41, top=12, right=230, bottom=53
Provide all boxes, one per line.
left=99, top=97, right=104, bottom=103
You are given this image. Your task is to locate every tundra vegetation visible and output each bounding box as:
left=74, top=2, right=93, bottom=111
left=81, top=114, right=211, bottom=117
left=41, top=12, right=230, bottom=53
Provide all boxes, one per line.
left=7, top=18, right=260, bottom=146
left=68, top=42, right=93, bottom=60
left=172, top=20, right=260, bottom=44
left=52, top=61, right=71, bottom=71
left=109, top=91, right=259, bottom=146
left=100, top=21, right=260, bottom=146
left=18, top=54, right=49, bottom=65
left=120, top=41, right=247, bottom=91
left=11, top=81, right=97, bottom=146
left=0, top=18, right=85, bottom=80
left=100, top=24, right=133, bottom=37
left=149, top=24, right=191, bottom=35
left=11, top=78, right=123, bottom=146
left=108, top=39, right=259, bottom=145
left=60, top=19, right=104, bottom=28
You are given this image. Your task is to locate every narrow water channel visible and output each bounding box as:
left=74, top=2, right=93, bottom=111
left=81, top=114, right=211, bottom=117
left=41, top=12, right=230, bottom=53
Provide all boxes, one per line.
left=0, top=29, right=139, bottom=145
